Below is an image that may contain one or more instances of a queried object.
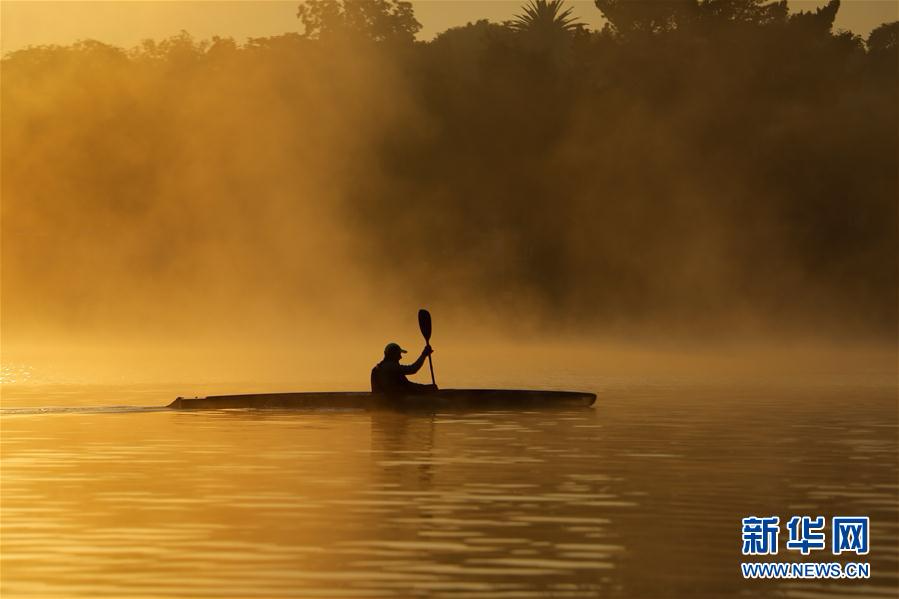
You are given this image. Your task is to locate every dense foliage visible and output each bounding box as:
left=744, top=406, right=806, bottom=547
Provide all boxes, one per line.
left=3, top=0, right=896, bottom=338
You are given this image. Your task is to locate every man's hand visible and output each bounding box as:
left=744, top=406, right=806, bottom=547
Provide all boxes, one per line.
left=422, top=344, right=434, bottom=356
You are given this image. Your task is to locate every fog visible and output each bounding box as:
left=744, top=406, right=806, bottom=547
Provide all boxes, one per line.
left=2, top=1, right=896, bottom=385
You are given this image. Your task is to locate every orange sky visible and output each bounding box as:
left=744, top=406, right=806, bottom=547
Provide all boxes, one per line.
left=2, top=0, right=897, bottom=53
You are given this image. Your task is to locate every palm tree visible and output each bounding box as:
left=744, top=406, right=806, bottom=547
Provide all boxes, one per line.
left=511, top=0, right=583, bottom=35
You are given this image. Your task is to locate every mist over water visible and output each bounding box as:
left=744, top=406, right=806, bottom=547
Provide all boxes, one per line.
left=1, top=6, right=897, bottom=598
left=2, top=1, right=897, bottom=380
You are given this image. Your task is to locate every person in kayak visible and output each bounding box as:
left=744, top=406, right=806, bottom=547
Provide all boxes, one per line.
left=371, top=342, right=437, bottom=394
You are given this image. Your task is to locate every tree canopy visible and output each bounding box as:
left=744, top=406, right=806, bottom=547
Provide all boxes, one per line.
left=2, top=0, right=896, bottom=338
left=296, top=0, right=420, bottom=42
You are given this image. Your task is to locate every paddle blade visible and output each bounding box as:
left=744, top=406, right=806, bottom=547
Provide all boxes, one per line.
left=418, top=309, right=432, bottom=341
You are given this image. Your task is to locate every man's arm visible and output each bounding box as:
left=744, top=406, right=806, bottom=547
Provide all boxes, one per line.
left=399, top=345, right=433, bottom=375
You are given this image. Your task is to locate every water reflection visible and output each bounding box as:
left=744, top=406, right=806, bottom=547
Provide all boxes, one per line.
left=1, top=383, right=897, bottom=598
left=371, top=410, right=437, bottom=489
left=358, top=409, right=617, bottom=596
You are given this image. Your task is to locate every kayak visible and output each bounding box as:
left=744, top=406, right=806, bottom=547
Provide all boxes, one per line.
left=168, top=389, right=596, bottom=410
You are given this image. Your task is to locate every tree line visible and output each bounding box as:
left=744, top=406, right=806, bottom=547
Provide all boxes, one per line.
left=2, top=0, right=896, bottom=338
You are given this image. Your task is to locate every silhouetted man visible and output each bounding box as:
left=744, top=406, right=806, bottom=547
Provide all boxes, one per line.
left=371, top=342, right=437, bottom=394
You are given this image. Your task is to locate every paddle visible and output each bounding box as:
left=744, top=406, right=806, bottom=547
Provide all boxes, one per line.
left=418, top=309, right=436, bottom=387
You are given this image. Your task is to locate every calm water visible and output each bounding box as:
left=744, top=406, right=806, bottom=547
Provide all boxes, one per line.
left=1, top=377, right=897, bottom=598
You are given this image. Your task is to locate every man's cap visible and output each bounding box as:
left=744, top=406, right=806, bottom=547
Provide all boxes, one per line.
left=384, top=342, right=407, bottom=356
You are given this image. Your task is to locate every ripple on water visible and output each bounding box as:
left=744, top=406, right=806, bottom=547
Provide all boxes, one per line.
left=1, top=383, right=896, bottom=598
